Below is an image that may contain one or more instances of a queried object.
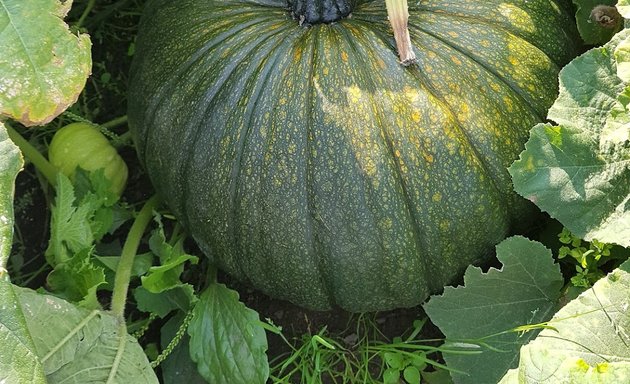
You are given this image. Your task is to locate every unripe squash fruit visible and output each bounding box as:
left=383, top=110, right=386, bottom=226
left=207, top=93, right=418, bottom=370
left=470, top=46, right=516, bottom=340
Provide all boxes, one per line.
left=128, top=0, right=579, bottom=311
left=48, top=122, right=128, bottom=197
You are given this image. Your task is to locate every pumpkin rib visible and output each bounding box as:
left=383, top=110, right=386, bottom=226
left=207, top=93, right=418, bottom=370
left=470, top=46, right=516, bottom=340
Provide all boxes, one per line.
left=184, top=21, right=305, bottom=281
left=225, top=27, right=309, bottom=282
left=233, top=26, right=336, bottom=304
left=171, top=19, right=292, bottom=181
left=136, top=11, right=288, bottom=197
left=336, top=24, right=430, bottom=300
left=302, top=26, right=338, bottom=306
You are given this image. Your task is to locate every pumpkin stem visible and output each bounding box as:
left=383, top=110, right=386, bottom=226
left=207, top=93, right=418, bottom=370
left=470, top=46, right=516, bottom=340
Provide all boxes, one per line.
left=590, top=5, right=622, bottom=30
left=385, top=0, right=416, bottom=66
left=289, top=0, right=352, bottom=25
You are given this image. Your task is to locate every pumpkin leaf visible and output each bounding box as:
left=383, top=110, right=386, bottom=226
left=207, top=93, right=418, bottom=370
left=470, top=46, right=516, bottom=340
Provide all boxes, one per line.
left=618, top=0, right=630, bottom=18
left=0, top=122, right=22, bottom=272
left=423, top=236, right=563, bottom=384
left=188, top=283, right=269, bottom=384
left=0, top=0, right=91, bottom=126
left=0, top=123, right=39, bottom=383
left=509, top=29, right=630, bottom=248
left=572, top=0, right=621, bottom=45
left=0, top=281, right=47, bottom=384
left=2, top=283, right=158, bottom=383
left=498, top=259, right=630, bottom=383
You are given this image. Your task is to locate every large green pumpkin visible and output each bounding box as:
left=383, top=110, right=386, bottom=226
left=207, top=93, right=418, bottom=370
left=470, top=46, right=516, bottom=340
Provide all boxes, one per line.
left=128, top=0, right=578, bottom=312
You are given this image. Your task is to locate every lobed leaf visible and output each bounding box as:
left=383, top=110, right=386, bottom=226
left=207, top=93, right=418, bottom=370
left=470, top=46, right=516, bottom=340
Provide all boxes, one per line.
left=510, top=29, right=630, bottom=247
left=0, top=281, right=46, bottom=384
left=1, top=283, right=158, bottom=383
left=424, top=236, right=563, bottom=384
left=499, top=259, right=630, bottom=383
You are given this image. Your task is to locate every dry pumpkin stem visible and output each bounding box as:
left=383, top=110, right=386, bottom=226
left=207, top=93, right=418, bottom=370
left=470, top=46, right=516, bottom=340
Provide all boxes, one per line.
left=385, top=0, right=416, bottom=65
left=590, top=5, right=622, bottom=29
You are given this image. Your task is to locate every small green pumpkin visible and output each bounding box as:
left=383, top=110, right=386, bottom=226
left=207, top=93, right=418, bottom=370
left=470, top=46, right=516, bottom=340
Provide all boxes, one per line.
left=128, top=0, right=578, bottom=311
left=48, top=122, right=128, bottom=196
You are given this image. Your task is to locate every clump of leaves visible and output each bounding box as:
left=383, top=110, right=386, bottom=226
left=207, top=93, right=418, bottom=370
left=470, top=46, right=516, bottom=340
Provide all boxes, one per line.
left=557, top=228, right=613, bottom=287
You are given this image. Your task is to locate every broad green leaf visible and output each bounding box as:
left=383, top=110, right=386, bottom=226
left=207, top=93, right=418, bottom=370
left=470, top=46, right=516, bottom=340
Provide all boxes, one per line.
left=141, top=225, right=198, bottom=293
left=0, top=281, right=46, bottom=384
left=188, top=283, right=269, bottom=384
left=0, top=0, right=91, bottom=126
left=0, top=122, right=38, bottom=383
left=510, top=29, right=630, bottom=247
left=0, top=122, right=22, bottom=273
left=572, top=0, right=621, bottom=45
left=96, top=252, right=153, bottom=277
left=160, top=313, right=206, bottom=384
left=499, top=259, right=630, bottom=383
left=423, top=236, right=563, bottom=384
left=141, top=252, right=197, bottom=293
left=4, top=284, right=158, bottom=383
left=134, top=284, right=196, bottom=318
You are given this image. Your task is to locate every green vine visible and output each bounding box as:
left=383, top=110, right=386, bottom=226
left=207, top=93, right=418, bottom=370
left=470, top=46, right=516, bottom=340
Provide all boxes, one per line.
left=110, top=194, right=160, bottom=322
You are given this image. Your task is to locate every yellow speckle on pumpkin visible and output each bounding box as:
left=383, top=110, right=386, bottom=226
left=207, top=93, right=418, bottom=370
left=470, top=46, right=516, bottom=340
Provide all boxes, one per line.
left=480, top=40, right=491, bottom=48
left=293, top=47, right=302, bottom=62
left=423, top=153, right=434, bottom=163
left=432, top=193, right=442, bottom=202
left=448, top=31, right=458, bottom=38
left=451, top=55, right=462, bottom=65
left=596, top=363, right=609, bottom=373
left=411, top=110, right=421, bottom=122
left=347, top=86, right=361, bottom=103
left=323, top=67, right=329, bottom=76
left=508, top=56, right=518, bottom=66
left=341, top=51, right=348, bottom=62
left=439, top=220, right=450, bottom=231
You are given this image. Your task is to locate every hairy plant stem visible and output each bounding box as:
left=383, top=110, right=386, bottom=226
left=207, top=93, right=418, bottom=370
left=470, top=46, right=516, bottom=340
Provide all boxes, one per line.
left=102, top=115, right=128, bottom=129
left=110, top=195, right=160, bottom=322
left=385, top=0, right=416, bottom=65
left=6, top=123, right=58, bottom=185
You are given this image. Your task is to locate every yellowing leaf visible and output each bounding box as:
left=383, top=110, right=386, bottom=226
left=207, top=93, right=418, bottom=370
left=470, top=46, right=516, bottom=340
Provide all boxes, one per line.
left=0, top=0, right=91, bottom=126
